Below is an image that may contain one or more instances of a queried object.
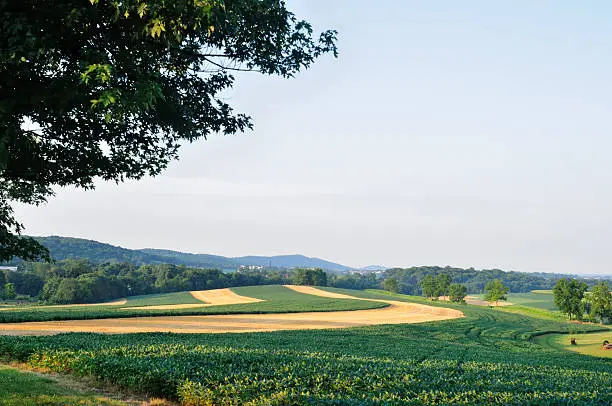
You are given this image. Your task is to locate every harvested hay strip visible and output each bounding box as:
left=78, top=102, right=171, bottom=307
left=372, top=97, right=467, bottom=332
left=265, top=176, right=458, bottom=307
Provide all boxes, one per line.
left=190, top=288, right=263, bottom=305
left=284, top=285, right=360, bottom=299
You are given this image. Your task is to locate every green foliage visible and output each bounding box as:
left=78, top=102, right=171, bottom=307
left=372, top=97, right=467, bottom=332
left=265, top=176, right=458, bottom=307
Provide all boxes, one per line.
left=383, top=277, right=399, bottom=293
left=590, top=281, right=612, bottom=323
left=0, top=0, right=337, bottom=261
left=3, top=282, right=16, bottom=299
left=13, top=259, right=298, bottom=304
left=434, top=273, right=452, bottom=296
left=420, top=274, right=437, bottom=299
left=292, top=268, right=327, bottom=286
left=0, top=290, right=609, bottom=404
left=553, top=278, right=589, bottom=320
left=0, top=365, right=125, bottom=405
left=385, top=266, right=599, bottom=295
left=484, top=279, right=509, bottom=304
left=448, top=283, right=467, bottom=303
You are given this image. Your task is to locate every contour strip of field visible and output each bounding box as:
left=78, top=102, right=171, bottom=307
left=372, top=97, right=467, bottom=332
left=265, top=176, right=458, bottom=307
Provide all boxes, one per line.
left=0, top=286, right=463, bottom=335
left=0, top=299, right=127, bottom=311
left=121, top=288, right=263, bottom=310
left=438, top=295, right=513, bottom=307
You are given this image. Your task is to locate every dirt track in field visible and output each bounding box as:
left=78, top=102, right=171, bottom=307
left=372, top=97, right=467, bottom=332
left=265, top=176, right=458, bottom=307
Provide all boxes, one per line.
left=0, top=286, right=463, bottom=336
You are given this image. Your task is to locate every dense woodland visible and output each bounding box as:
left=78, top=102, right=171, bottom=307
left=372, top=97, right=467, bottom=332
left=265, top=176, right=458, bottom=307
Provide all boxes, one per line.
left=382, top=266, right=600, bottom=295
left=1, top=260, right=289, bottom=304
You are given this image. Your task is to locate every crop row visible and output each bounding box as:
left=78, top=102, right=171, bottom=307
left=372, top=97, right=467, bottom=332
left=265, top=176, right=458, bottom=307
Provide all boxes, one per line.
left=0, top=297, right=609, bottom=405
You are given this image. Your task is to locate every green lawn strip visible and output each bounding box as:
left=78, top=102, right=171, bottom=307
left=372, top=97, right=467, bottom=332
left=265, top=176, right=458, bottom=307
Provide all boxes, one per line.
left=470, top=291, right=557, bottom=310
left=0, top=286, right=386, bottom=323
left=535, top=330, right=612, bottom=359
left=0, top=364, right=127, bottom=405
left=0, top=293, right=610, bottom=404
left=123, top=291, right=203, bottom=307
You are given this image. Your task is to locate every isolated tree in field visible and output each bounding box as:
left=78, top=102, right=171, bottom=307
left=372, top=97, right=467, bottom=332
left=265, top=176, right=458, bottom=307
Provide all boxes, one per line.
left=383, top=278, right=399, bottom=293
left=435, top=273, right=452, bottom=297
left=553, top=278, right=588, bottom=320
left=484, top=279, right=509, bottom=306
left=448, top=283, right=467, bottom=303
left=420, top=275, right=437, bottom=299
left=0, top=0, right=337, bottom=262
left=3, top=282, right=16, bottom=300
left=589, top=281, right=612, bottom=324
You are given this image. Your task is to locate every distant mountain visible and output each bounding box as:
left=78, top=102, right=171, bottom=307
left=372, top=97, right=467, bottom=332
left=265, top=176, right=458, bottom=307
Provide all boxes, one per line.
left=139, top=248, right=239, bottom=269
left=24, top=236, right=352, bottom=271
left=32, top=236, right=164, bottom=265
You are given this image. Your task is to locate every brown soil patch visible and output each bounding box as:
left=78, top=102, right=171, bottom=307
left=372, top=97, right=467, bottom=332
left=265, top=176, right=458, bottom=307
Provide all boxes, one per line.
left=0, top=287, right=463, bottom=336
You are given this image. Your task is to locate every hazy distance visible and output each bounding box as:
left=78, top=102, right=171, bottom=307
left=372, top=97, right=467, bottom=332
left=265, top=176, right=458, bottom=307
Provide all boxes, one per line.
left=14, top=1, right=612, bottom=275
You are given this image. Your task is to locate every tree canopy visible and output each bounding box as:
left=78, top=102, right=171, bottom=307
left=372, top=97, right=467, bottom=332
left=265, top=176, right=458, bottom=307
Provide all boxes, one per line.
left=448, top=283, right=467, bottom=303
left=589, top=281, right=612, bottom=323
left=0, top=0, right=337, bottom=261
left=553, top=278, right=588, bottom=320
left=484, top=279, right=509, bottom=305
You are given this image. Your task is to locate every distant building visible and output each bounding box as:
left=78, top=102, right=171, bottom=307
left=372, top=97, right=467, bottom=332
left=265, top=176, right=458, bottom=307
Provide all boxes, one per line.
left=239, top=265, right=264, bottom=271
left=0, top=266, right=18, bottom=272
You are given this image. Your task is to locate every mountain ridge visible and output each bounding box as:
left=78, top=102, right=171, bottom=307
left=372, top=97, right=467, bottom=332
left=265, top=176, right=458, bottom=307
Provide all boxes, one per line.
left=24, top=236, right=356, bottom=271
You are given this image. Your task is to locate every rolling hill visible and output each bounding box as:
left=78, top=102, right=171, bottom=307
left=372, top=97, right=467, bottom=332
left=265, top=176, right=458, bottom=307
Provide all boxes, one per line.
left=23, top=236, right=353, bottom=271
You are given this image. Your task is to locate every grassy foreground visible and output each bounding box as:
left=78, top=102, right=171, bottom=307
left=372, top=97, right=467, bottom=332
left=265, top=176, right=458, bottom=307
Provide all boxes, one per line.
left=0, top=365, right=126, bottom=405
left=535, top=331, right=612, bottom=359
left=0, top=286, right=386, bottom=323
left=0, top=288, right=610, bottom=405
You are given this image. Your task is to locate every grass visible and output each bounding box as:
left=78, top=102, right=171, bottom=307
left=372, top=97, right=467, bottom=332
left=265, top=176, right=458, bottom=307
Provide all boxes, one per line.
left=535, top=330, right=612, bottom=359
left=1, top=288, right=609, bottom=404
left=123, top=291, right=203, bottom=307
left=470, top=291, right=557, bottom=310
left=0, top=285, right=386, bottom=323
left=0, top=365, right=126, bottom=405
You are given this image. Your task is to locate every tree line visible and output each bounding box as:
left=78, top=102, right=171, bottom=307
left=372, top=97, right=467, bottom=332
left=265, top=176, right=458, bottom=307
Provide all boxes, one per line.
left=383, top=266, right=598, bottom=295
left=1, top=260, right=335, bottom=304
left=553, top=278, right=611, bottom=323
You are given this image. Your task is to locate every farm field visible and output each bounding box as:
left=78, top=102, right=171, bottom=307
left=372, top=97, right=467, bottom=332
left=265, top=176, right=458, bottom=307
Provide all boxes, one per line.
left=0, top=286, right=461, bottom=335
left=0, top=288, right=610, bottom=404
left=469, top=290, right=557, bottom=310
left=535, top=331, right=612, bottom=359
left=0, top=285, right=386, bottom=323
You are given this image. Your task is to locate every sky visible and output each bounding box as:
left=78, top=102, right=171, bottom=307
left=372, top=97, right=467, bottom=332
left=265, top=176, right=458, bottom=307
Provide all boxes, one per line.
left=14, top=0, right=612, bottom=275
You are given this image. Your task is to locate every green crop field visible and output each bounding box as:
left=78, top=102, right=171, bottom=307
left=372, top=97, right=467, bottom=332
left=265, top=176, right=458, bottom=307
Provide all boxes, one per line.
left=469, top=290, right=557, bottom=311
left=0, top=285, right=386, bottom=323
left=123, top=291, right=204, bottom=307
left=0, top=288, right=610, bottom=405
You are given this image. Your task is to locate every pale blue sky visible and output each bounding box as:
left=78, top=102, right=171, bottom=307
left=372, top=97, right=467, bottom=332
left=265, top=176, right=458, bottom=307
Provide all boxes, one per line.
left=15, top=1, right=612, bottom=274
